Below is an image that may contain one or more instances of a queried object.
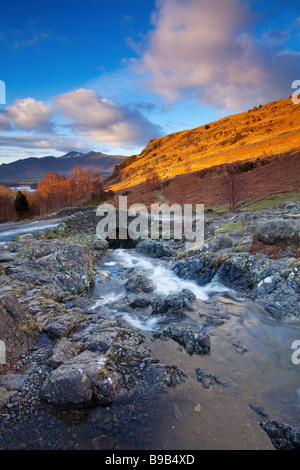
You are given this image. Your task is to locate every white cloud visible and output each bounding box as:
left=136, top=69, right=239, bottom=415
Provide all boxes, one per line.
left=0, top=88, right=162, bottom=153
left=132, top=0, right=300, bottom=109
left=54, top=88, right=162, bottom=147
left=7, top=97, right=54, bottom=130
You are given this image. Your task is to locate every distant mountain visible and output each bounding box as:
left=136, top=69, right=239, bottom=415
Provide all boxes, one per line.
left=0, top=151, right=127, bottom=183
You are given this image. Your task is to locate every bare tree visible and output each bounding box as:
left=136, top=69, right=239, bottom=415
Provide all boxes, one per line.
left=145, top=170, right=161, bottom=192
left=222, top=165, right=243, bottom=212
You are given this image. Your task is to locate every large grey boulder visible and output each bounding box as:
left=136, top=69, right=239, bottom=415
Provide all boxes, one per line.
left=10, top=242, right=95, bottom=296
left=256, top=219, right=299, bottom=245
left=40, top=350, right=121, bottom=408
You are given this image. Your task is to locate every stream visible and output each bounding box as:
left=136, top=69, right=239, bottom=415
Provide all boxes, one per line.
left=1, top=245, right=300, bottom=450
left=85, top=248, right=300, bottom=450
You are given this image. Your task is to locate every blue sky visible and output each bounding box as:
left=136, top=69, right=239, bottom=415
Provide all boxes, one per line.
left=0, top=0, right=299, bottom=164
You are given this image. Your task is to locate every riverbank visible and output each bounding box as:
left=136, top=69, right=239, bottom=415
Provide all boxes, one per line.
left=0, top=200, right=299, bottom=450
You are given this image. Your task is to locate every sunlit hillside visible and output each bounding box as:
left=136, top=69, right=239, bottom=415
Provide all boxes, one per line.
left=107, top=97, right=300, bottom=194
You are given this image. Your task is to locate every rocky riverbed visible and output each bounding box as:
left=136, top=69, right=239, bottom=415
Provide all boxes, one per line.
left=0, top=201, right=299, bottom=450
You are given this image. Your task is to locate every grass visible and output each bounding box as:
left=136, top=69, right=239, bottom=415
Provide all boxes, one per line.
left=216, top=223, right=245, bottom=234
left=205, top=192, right=300, bottom=215
left=239, top=192, right=300, bottom=211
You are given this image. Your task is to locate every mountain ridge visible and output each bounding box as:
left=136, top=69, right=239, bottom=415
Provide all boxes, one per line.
left=0, top=151, right=126, bottom=183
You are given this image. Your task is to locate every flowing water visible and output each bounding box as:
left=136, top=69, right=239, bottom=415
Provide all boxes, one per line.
left=1, top=246, right=300, bottom=450
left=85, top=248, right=300, bottom=450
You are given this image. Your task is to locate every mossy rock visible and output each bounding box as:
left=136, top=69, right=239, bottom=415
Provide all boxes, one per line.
left=216, top=223, right=245, bottom=234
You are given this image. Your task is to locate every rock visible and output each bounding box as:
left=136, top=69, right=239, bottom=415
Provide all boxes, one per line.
left=195, top=368, right=228, bottom=389
left=259, top=420, right=300, bottom=450
left=0, top=372, right=29, bottom=391
left=70, top=322, right=119, bottom=353
left=142, top=363, right=186, bottom=389
left=47, top=337, right=78, bottom=368
left=208, top=234, right=233, bottom=252
left=0, top=386, right=16, bottom=411
left=125, top=275, right=154, bottom=294
left=153, top=325, right=210, bottom=355
left=11, top=242, right=95, bottom=296
left=174, top=250, right=300, bottom=319
left=40, top=364, right=93, bottom=408
left=256, top=219, right=299, bottom=245
left=0, top=291, right=27, bottom=323
left=130, top=297, right=151, bottom=308
left=92, top=371, right=122, bottom=406
left=43, top=316, right=77, bottom=339
left=173, top=256, right=215, bottom=286
left=40, top=350, right=110, bottom=408
left=0, top=252, right=17, bottom=263
left=152, top=289, right=196, bottom=317
left=136, top=239, right=173, bottom=258
left=41, top=244, right=95, bottom=294
left=93, top=240, right=109, bottom=252
left=0, top=292, right=38, bottom=370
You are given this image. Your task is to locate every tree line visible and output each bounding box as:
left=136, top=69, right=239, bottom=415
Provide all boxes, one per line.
left=0, top=166, right=104, bottom=222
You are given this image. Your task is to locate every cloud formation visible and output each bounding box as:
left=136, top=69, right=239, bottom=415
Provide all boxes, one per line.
left=0, top=133, right=90, bottom=153
left=55, top=88, right=162, bottom=147
left=6, top=97, right=54, bottom=130
left=132, top=0, right=300, bottom=109
left=0, top=89, right=162, bottom=152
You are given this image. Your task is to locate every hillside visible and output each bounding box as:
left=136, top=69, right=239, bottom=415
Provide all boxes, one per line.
left=106, top=97, right=300, bottom=206
left=0, top=151, right=126, bottom=183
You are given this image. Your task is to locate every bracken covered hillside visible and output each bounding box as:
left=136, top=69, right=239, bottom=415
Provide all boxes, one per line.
left=106, top=97, right=300, bottom=207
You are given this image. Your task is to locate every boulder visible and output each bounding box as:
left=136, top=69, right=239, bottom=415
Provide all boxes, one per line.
left=208, top=234, right=233, bottom=252
left=40, top=350, right=121, bottom=408
left=256, top=219, right=299, bottom=245
left=11, top=242, right=95, bottom=296
left=136, top=239, right=173, bottom=258
left=152, top=289, right=196, bottom=317
left=125, top=275, right=154, bottom=294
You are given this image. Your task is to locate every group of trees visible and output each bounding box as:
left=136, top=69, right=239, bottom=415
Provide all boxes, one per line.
left=0, top=187, right=31, bottom=222
left=0, top=166, right=104, bottom=222
left=35, top=166, right=103, bottom=214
